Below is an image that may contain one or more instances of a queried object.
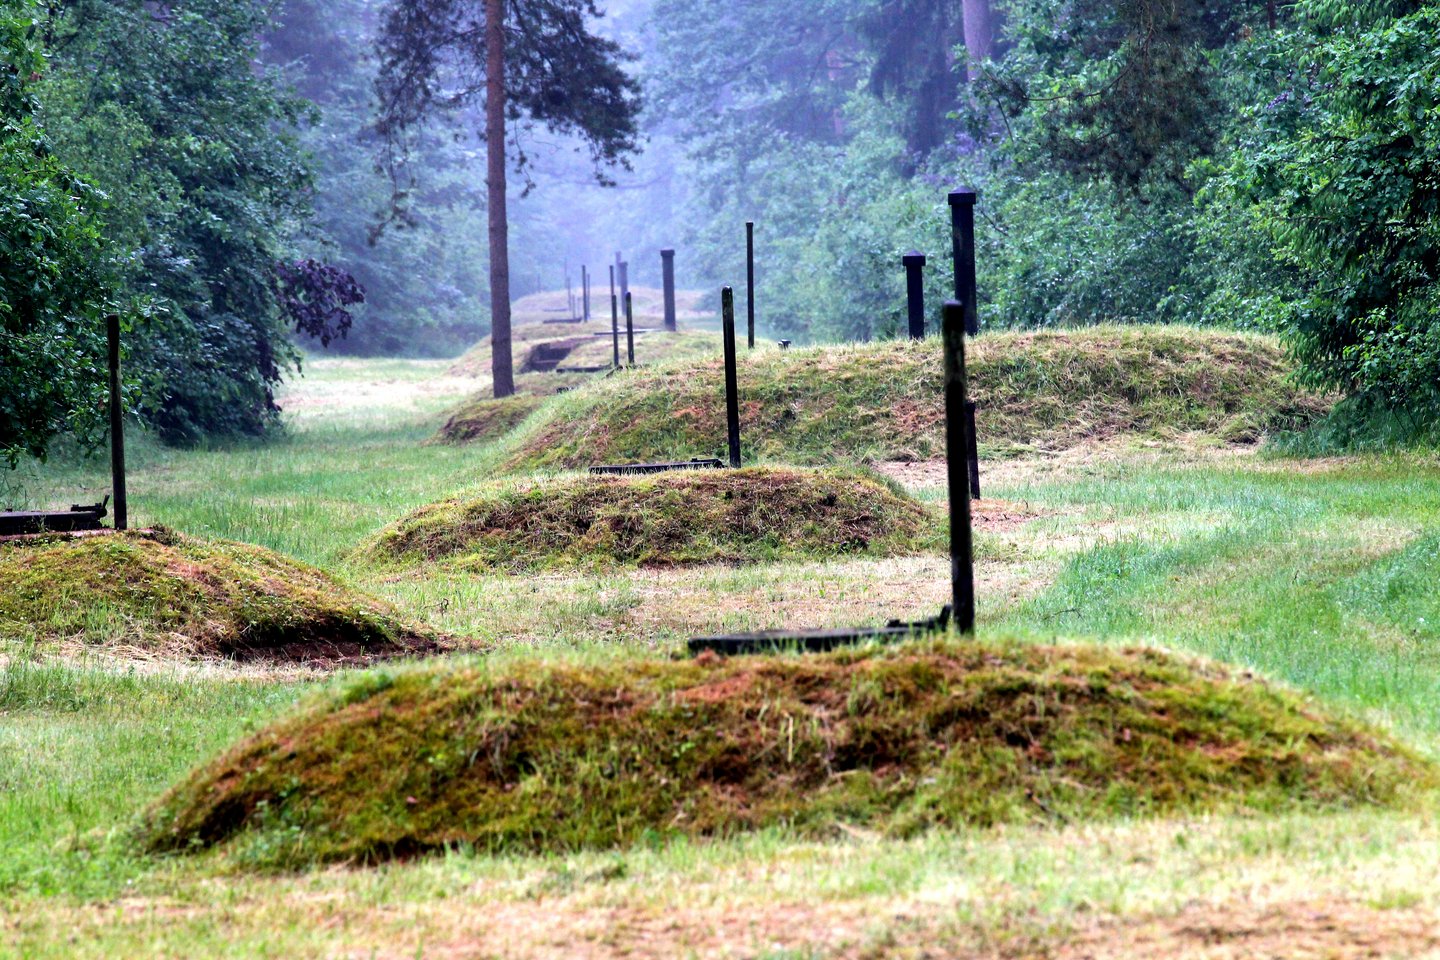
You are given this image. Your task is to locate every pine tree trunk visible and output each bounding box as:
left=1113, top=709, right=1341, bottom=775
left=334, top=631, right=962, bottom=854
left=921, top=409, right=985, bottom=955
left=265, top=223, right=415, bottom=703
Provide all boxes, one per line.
left=962, top=0, right=994, bottom=82
left=486, top=0, right=514, bottom=399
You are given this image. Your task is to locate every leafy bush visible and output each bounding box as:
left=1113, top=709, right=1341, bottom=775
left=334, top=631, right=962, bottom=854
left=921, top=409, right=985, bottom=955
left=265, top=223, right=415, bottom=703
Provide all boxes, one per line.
left=0, top=0, right=115, bottom=467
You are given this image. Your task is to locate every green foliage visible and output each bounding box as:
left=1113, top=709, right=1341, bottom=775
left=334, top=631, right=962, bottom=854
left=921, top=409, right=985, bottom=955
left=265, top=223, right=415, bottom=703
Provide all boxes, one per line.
left=261, top=0, right=495, bottom=357
left=38, top=0, right=317, bottom=445
left=1224, top=0, right=1440, bottom=416
left=0, top=0, right=115, bottom=467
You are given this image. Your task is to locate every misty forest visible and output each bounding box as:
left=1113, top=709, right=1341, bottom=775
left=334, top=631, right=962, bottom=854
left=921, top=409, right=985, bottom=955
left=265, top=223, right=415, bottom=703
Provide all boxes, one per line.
left=2, top=0, right=1440, bottom=956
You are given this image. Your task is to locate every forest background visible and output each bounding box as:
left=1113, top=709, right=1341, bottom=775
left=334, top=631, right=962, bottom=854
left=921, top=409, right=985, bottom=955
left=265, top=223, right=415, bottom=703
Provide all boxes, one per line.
left=2, top=0, right=1436, bottom=465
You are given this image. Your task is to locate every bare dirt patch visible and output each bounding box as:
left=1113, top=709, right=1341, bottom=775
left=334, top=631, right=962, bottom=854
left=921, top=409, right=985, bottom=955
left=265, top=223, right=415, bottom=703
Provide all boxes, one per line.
left=1030, top=899, right=1440, bottom=960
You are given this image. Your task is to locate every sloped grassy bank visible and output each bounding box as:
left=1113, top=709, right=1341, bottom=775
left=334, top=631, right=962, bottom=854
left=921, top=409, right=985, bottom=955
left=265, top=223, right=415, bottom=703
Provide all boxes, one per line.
left=0, top=529, right=441, bottom=663
left=139, top=640, right=1430, bottom=866
left=440, top=330, right=720, bottom=445
left=466, top=327, right=1328, bottom=470
left=357, top=467, right=939, bottom=571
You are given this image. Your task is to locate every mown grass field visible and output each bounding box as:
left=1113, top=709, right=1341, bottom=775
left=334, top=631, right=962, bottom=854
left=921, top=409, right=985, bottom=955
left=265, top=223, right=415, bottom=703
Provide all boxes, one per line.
left=4, top=339, right=1440, bottom=958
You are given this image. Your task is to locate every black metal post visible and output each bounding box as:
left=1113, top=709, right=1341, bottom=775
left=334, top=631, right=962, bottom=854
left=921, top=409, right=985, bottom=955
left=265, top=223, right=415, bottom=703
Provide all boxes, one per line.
left=967, top=400, right=981, bottom=500
left=661, top=248, right=677, bottom=332
left=609, top=265, right=620, bottom=369
left=745, top=221, right=756, bottom=349
left=943, top=300, right=974, bottom=633
left=624, top=291, right=636, bottom=367
left=106, top=314, right=128, bottom=531
left=949, top=190, right=980, bottom=336
left=721, top=287, right=742, bottom=469
left=582, top=265, right=591, bottom=321
left=903, top=250, right=927, bottom=340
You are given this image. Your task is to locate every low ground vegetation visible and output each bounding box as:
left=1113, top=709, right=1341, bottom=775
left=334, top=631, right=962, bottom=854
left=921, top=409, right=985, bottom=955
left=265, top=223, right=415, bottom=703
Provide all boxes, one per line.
left=140, top=638, right=1426, bottom=866
left=3, top=354, right=1439, bottom=958
left=358, top=467, right=938, bottom=571
left=472, top=327, right=1329, bottom=471
left=0, top=528, right=440, bottom=663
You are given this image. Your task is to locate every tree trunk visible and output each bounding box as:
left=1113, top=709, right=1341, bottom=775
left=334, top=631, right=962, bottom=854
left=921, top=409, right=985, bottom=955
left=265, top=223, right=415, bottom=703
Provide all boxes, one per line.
left=961, top=0, right=994, bottom=82
left=486, top=0, right=514, bottom=399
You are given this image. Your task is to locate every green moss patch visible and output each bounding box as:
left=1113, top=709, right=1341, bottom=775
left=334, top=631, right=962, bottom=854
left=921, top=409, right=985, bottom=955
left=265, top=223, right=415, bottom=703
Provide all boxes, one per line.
left=358, top=467, right=939, bottom=571
left=0, top=529, right=442, bottom=664
left=502, top=327, right=1329, bottom=471
left=139, top=640, right=1430, bottom=866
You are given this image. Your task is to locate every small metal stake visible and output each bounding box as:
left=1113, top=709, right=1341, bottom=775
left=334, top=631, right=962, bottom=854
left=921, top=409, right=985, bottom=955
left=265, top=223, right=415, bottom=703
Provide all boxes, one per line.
left=661, top=248, right=677, bottom=332
left=610, top=266, right=620, bottom=370
left=943, top=301, right=975, bottom=633
left=903, top=250, right=927, bottom=340
left=948, top=191, right=980, bottom=336
left=582, top=265, right=591, bottom=321
left=745, top=222, right=756, bottom=349
left=106, top=314, right=128, bottom=531
left=721, top=287, right=743, bottom=468
left=624, top=291, right=636, bottom=368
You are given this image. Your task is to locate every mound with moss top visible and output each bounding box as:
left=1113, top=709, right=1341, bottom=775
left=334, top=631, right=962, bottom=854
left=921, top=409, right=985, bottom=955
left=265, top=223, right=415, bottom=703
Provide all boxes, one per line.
left=438, top=394, right=547, bottom=445
left=0, top=529, right=441, bottom=664
left=139, top=640, right=1429, bottom=866
left=487, top=327, right=1328, bottom=470
left=358, top=467, right=939, bottom=571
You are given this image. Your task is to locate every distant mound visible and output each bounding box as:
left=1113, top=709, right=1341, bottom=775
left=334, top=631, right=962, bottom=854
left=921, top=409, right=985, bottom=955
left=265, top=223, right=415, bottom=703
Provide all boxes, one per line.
left=438, top=394, right=547, bottom=446
left=0, top=529, right=441, bottom=664
left=357, top=467, right=939, bottom=571
left=447, top=286, right=717, bottom=381
left=488, top=327, right=1328, bottom=471
left=140, top=640, right=1429, bottom=866
left=440, top=328, right=720, bottom=446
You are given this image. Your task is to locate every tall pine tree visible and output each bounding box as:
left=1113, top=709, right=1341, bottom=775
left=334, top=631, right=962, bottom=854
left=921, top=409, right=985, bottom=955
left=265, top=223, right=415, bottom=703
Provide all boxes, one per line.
left=375, top=0, right=640, bottom=398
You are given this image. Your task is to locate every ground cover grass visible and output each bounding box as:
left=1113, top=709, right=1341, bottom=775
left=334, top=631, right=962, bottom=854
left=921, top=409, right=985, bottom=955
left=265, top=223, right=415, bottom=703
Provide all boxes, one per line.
left=438, top=329, right=722, bottom=445
left=357, top=467, right=940, bottom=571
left=139, top=638, right=1426, bottom=867
left=483, top=327, right=1328, bottom=471
left=0, top=528, right=440, bottom=663
left=0, top=660, right=304, bottom=898
left=4, top=353, right=1440, bottom=957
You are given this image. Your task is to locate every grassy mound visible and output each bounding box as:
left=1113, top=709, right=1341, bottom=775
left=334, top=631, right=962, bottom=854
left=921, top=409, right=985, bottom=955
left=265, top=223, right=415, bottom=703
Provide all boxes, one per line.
left=438, top=394, right=547, bottom=445
left=447, top=286, right=717, bottom=380
left=358, top=467, right=939, bottom=571
left=500, top=327, right=1329, bottom=471
left=0, top=529, right=441, bottom=663
left=139, top=640, right=1429, bottom=866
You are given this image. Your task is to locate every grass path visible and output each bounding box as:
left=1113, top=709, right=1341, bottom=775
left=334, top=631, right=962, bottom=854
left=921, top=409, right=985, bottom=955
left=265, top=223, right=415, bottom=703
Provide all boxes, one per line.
left=3, top=355, right=1440, bottom=957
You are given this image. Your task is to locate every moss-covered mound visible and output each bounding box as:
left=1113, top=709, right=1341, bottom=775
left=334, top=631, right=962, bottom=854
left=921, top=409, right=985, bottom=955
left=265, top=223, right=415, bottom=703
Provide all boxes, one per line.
left=358, top=467, right=939, bottom=571
left=438, top=331, right=720, bottom=446
left=139, top=640, right=1429, bottom=866
left=0, top=529, right=441, bottom=663
left=499, top=327, right=1329, bottom=471
left=438, top=394, right=547, bottom=445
